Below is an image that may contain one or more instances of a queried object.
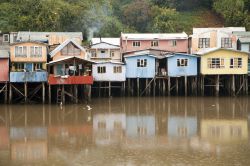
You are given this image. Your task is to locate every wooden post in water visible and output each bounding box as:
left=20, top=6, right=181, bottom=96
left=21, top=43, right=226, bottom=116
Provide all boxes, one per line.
left=74, top=85, right=78, bottom=103
left=62, top=85, right=65, bottom=104
left=98, top=82, right=101, bottom=97
left=246, top=75, right=248, bottom=95
left=146, top=78, right=148, bottom=96
left=24, top=82, right=28, bottom=103
left=137, top=78, right=139, bottom=97
left=48, top=84, right=51, bottom=104
left=201, top=75, right=204, bottom=96
left=42, top=82, right=45, bottom=104
left=4, top=83, right=8, bottom=104
left=185, top=76, right=187, bottom=96
left=231, top=75, right=235, bottom=96
left=168, top=77, right=171, bottom=96
left=131, top=79, right=134, bottom=96
left=176, top=77, right=178, bottom=95
left=127, top=79, right=130, bottom=96
left=153, top=78, right=156, bottom=96
left=109, top=81, right=111, bottom=97
left=215, top=75, right=220, bottom=96
left=122, top=82, right=126, bottom=96
left=163, top=79, right=166, bottom=96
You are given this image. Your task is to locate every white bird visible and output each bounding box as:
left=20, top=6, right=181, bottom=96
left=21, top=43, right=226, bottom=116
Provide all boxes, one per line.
left=86, top=105, right=92, bottom=111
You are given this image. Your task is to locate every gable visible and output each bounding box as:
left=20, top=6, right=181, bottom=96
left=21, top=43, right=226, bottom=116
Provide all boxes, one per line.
left=90, top=42, right=120, bottom=49
left=61, top=42, right=81, bottom=56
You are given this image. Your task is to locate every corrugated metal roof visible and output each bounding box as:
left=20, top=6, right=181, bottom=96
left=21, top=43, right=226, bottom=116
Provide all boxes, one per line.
left=239, top=38, right=250, bottom=43
left=91, top=38, right=120, bottom=46
left=47, top=56, right=95, bottom=65
left=193, top=27, right=246, bottom=35
left=17, top=31, right=83, bottom=42
left=121, top=32, right=188, bottom=40
left=196, top=47, right=249, bottom=55
left=0, top=49, right=9, bottom=58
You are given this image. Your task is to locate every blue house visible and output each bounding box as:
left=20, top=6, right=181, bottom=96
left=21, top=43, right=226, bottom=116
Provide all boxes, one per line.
left=124, top=49, right=168, bottom=78
left=166, top=53, right=198, bottom=77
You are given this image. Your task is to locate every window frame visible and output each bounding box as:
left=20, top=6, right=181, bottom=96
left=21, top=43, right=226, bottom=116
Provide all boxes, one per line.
left=113, top=66, right=122, bottom=73
left=198, top=38, right=210, bottom=48
left=207, top=58, right=225, bottom=69
left=171, top=40, right=177, bottom=47
left=15, top=46, right=27, bottom=57
left=151, top=40, right=159, bottom=47
left=230, top=58, right=242, bottom=68
left=177, top=58, right=188, bottom=67
left=137, top=59, right=147, bottom=67
left=132, top=41, right=141, bottom=47
left=97, top=66, right=106, bottom=74
left=3, top=34, right=9, bottom=42
left=221, top=37, right=232, bottom=48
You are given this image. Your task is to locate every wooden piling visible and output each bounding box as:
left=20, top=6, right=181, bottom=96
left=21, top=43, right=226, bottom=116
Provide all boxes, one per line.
left=24, top=82, right=28, bottom=103
left=42, top=82, right=45, bottom=103
left=163, top=79, right=166, bottom=96
left=168, top=77, right=171, bottom=96
left=48, top=84, right=51, bottom=104
left=137, top=78, right=139, bottom=97
left=109, top=81, right=111, bottom=97
left=62, top=85, right=65, bottom=104
left=176, top=78, right=178, bottom=95
left=9, top=84, right=12, bottom=104
left=146, top=78, right=149, bottom=96
left=215, top=75, right=220, bottom=96
left=153, top=78, right=156, bottom=96
left=4, top=83, right=8, bottom=104
left=231, top=75, right=235, bottom=96
left=185, top=76, right=187, bottom=96
left=74, top=85, right=78, bottom=103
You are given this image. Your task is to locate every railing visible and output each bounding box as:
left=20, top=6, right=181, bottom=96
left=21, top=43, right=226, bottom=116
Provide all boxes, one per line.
left=48, top=74, right=93, bottom=85
left=10, top=71, right=48, bottom=83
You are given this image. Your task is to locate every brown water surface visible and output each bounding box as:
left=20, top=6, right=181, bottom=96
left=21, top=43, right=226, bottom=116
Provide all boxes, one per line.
left=0, top=97, right=250, bottom=166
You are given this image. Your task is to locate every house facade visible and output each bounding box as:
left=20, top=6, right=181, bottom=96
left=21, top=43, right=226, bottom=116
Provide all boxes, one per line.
left=166, top=53, right=198, bottom=77
left=191, top=27, right=246, bottom=54
left=0, top=50, right=9, bottom=83
left=121, top=32, right=188, bottom=53
left=198, top=48, right=249, bottom=75
left=48, top=39, right=93, bottom=85
left=9, top=41, right=48, bottom=82
left=92, top=61, right=126, bottom=82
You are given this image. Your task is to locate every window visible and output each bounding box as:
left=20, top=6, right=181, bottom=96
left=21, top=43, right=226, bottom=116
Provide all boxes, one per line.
left=61, top=42, right=80, bottom=56
left=207, top=58, right=225, bottom=68
left=208, top=126, right=222, bottom=138
left=101, top=50, right=106, bottom=54
left=3, top=34, right=9, bottom=42
left=230, top=126, right=242, bottom=138
left=113, top=66, right=122, bottom=73
left=97, top=66, right=106, bottom=73
left=13, top=63, right=25, bottom=71
left=91, top=50, right=97, bottom=57
left=198, top=38, right=210, bottom=48
left=151, top=40, right=159, bottom=47
left=15, top=46, right=27, bottom=57
left=132, top=41, right=141, bottom=47
left=30, top=46, right=42, bottom=57
left=33, top=63, right=43, bottom=71
left=177, top=59, right=188, bottom=67
left=230, top=58, right=242, bottom=68
left=177, top=126, right=187, bottom=137
left=171, top=40, right=177, bottom=47
left=221, top=38, right=232, bottom=48
left=137, top=127, right=147, bottom=136
left=137, top=59, right=147, bottom=67
left=98, top=121, right=106, bottom=129
left=110, top=51, right=115, bottom=57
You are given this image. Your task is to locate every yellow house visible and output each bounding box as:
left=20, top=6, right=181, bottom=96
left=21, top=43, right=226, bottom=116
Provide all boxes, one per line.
left=200, top=119, right=248, bottom=143
left=10, top=41, right=47, bottom=72
left=199, top=48, right=249, bottom=75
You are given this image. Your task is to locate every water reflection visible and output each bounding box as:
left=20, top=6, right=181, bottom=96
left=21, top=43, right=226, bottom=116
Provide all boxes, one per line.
left=0, top=97, right=250, bottom=165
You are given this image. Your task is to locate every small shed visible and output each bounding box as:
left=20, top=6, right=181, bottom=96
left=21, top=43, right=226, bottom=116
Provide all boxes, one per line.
left=166, top=53, right=198, bottom=77
left=92, top=61, right=126, bottom=82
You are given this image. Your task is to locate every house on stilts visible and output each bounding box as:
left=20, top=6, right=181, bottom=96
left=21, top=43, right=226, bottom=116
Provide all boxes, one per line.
left=47, top=39, right=94, bottom=104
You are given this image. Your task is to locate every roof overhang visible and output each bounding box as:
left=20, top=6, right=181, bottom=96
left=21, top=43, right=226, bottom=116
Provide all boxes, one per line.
left=47, top=56, right=95, bottom=65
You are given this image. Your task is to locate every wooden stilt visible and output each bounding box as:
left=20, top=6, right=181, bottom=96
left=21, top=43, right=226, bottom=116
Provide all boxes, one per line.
left=74, top=85, right=78, bottom=103
left=163, top=79, right=166, bottom=96
left=215, top=75, right=220, bottom=96
left=62, top=85, right=65, bottom=104
left=109, top=81, right=111, bottom=97
left=201, top=75, right=204, bottom=96
left=128, top=79, right=130, bottom=96
left=24, top=82, right=28, bottom=103
left=48, top=84, right=51, bottom=104
left=131, top=79, right=134, bottom=96
left=231, top=75, right=235, bottom=96
left=153, top=78, right=156, bottom=96
left=146, top=78, right=149, bottom=96
left=88, top=85, right=92, bottom=101
left=9, top=83, right=13, bottom=103
left=185, top=76, right=187, bottom=96
left=42, top=82, right=45, bottom=104
left=99, top=82, right=101, bottom=97
left=4, top=83, right=8, bottom=104
left=137, top=78, right=139, bottom=97
left=176, top=77, right=178, bottom=95
left=168, top=77, right=171, bottom=96
left=122, top=82, right=126, bottom=96
left=246, top=75, right=248, bottom=95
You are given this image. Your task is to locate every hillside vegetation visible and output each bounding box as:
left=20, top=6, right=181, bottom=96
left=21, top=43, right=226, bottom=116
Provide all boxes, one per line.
left=0, top=0, right=249, bottom=40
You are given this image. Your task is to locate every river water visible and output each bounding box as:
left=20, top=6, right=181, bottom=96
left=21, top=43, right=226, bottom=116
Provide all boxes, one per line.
left=0, top=97, right=250, bottom=166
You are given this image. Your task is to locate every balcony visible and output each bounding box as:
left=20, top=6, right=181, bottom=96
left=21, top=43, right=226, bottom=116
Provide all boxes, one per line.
left=48, top=75, right=93, bottom=85
left=10, top=71, right=48, bottom=83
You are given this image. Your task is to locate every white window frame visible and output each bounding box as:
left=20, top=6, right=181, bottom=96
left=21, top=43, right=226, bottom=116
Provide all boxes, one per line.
left=113, top=66, right=122, bottom=73
left=3, top=34, right=9, bottom=42
left=15, top=46, right=27, bottom=57
left=97, top=66, right=106, bottom=74
left=171, top=40, right=177, bottom=47
left=151, top=40, right=159, bottom=47
left=198, top=38, right=210, bottom=48
left=207, top=58, right=225, bottom=69
left=110, top=50, right=115, bottom=57
left=177, top=58, right=188, bottom=67
left=221, top=37, right=232, bottom=48
left=132, top=41, right=141, bottom=47
left=230, top=58, right=242, bottom=68
left=30, top=46, right=42, bottom=57
left=137, top=59, right=147, bottom=67
left=91, top=50, right=97, bottom=57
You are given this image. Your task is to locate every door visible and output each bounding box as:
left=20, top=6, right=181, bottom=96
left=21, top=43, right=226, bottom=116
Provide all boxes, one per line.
left=25, top=63, right=33, bottom=72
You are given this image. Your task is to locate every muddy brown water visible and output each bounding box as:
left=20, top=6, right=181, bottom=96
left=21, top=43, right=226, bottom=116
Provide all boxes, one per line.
left=0, top=97, right=250, bottom=166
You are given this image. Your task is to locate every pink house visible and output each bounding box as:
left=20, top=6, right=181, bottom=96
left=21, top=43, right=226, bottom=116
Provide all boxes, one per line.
left=121, top=32, right=188, bottom=53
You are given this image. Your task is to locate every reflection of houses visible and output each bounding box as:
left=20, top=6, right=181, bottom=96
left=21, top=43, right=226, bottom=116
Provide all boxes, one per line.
left=47, top=39, right=94, bottom=103
left=200, top=119, right=248, bottom=143
left=93, top=113, right=126, bottom=145
left=0, top=127, right=9, bottom=150
left=0, top=49, right=9, bottom=103
left=168, top=116, right=197, bottom=139
left=10, top=127, right=48, bottom=162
